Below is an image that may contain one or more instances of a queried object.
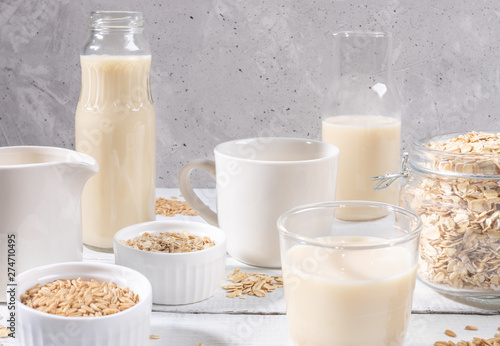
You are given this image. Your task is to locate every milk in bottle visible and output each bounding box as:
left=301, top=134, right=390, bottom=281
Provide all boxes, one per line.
left=321, top=32, right=401, bottom=220
left=75, top=12, right=156, bottom=251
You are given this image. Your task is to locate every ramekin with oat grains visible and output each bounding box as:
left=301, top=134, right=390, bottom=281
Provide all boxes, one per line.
left=15, top=262, right=152, bottom=346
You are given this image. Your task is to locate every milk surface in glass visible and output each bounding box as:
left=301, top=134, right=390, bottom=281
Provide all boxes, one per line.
left=322, top=115, right=401, bottom=220
left=76, top=55, right=156, bottom=250
left=283, top=236, right=416, bottom=346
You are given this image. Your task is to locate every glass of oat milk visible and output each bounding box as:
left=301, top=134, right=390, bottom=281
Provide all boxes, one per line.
left=322, top=31, right=401, bottom=220
left=75, top=11, right=156, bottom=251
left=278, top=201, right=422, bottom=346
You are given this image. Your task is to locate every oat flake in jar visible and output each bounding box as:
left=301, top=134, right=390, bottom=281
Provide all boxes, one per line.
left=382, top=131, right=500, bottom=301
left=75, top=11, right=156, bottom=252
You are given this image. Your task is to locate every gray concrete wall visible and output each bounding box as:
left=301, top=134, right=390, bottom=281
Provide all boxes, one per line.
left=1, top=0, right=498, bottom=187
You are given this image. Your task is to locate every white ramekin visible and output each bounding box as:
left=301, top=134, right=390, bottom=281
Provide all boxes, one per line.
left=15, top=262, right=152, bottom=346
left=114, top=220, right=227, bottom=305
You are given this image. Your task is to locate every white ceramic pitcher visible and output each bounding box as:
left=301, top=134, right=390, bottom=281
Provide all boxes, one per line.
left=0, top=146, right=98, bottom=302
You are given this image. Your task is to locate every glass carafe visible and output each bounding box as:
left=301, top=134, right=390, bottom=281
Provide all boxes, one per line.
left=75, top=11, right=156, bottom=252
left=321, top=31, right=401, bottom=220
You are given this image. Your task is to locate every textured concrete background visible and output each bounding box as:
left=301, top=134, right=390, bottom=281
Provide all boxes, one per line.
left=0, top=0, right=499, bottom=187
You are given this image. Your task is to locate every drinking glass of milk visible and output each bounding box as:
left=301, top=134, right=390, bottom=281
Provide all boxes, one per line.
left=278, top=201, right=422, bottom=346
left=322, top=31, right=401, bottom=220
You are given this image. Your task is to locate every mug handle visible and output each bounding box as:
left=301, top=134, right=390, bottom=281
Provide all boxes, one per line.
left=178, top=159, right=218, bottom=226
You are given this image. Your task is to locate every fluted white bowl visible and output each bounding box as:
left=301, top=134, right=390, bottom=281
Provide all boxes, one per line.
left=114, top=220, right=226, bottom=305
left=15, top=262, right=152, bottom=346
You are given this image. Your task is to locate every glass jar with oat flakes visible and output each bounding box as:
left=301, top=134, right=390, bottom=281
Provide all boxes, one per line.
left=378, top=131, right=500, bottom=299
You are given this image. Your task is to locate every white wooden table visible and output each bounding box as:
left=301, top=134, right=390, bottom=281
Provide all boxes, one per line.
left=1, top=188, right=499, bottom=345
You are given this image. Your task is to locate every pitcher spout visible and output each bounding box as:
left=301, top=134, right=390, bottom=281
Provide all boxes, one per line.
left=0, top=145, right=99, bottom=194
left=57, top=150, right=99, bottom=187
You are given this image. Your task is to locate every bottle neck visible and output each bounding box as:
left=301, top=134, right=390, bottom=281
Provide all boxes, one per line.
left=89, top=11, right=144, bottom=30
left=82, top=11, right=150, bottom=56
left=90, top=27, right=144, bottom=35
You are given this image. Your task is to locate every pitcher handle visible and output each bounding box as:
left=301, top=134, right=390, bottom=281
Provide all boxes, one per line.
left=178, top=159, right=218, bottom=226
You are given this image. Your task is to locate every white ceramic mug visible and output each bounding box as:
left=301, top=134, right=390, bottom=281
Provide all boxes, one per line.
left=178, top=137, right=339, bottom=268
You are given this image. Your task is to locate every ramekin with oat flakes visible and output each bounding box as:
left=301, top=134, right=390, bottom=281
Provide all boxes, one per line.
left=114, top=220, right=226, bottom=305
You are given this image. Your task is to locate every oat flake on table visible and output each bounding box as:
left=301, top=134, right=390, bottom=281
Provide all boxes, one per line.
left=155, top=197, right=198, bottom=217
left=222, top=269, right=283, bottom=298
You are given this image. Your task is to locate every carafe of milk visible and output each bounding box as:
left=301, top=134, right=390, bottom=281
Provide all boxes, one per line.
left=76, top=11, right=156, bottom=251
left=322, top=31, right=401, bottom=220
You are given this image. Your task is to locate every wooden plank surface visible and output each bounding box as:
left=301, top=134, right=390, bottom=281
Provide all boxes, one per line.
left=147, top=313, right=500, bottom=346
left=1, top=306, right=499, bottom=346
left=1, top=188, right=499, bottom=346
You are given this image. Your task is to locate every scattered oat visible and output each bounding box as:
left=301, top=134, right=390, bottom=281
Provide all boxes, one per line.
left=120, top=230, right=215, bottom=253
left=20, top=278, right=139, bottom=317
left=435, top=325, right=500, bottom=346
left=466, top=326, right=479, bottom=331
left=404, top=131, right=500, bottom=292
left=149, top=335, right=160, bottom=339
left=445, top=329, right=458, bottom=337
left=0, top=324, right=11, bottom=338
left=435, top=335, right=500, bottom=346
left=222, top=269, right=283, bottom=298
left=156, top=197, right=197, bottom=217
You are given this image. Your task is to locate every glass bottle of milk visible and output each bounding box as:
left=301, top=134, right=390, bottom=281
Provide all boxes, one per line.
left=76, top=11, right=156, bottom=251
left=322, top=31, right=401, bottom=220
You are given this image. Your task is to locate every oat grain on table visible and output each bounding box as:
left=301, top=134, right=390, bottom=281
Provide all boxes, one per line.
left=0, top=325, right=9, bottom=338
left=445, top=329, right=457, bottom=337
left=466, top=325, right=479, bottom=331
